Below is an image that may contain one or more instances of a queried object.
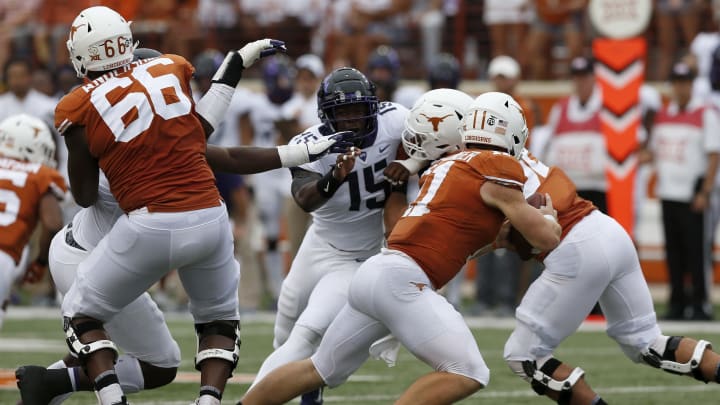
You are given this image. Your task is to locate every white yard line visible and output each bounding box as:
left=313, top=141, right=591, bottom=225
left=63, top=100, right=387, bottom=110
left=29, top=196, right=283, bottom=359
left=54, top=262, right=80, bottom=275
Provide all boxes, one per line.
left=120, top=384, right=718, bottom=404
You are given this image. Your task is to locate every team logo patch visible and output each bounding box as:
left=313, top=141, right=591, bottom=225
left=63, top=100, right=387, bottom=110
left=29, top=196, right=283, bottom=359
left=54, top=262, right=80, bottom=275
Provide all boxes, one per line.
left=419, top=113, right=453, bottom=132
left=69, top=24, right=87, bottom=42
left=88, top=46, right=100, bottom=61
left=410, top=282, right=428, bottom=291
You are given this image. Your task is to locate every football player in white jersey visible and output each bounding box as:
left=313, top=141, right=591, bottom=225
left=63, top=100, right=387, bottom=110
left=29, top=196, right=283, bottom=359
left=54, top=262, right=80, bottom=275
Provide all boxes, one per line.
left=247, top=67, right=417, bottom=405
left=15, top=45, right=353, bottom=405
left=237, top=91, right=560, bottom=405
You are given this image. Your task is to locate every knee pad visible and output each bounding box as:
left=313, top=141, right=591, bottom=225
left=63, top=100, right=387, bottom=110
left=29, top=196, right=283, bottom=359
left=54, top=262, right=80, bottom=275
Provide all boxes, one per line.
left=642, top=336, right=712, bottom=382
left=521, top=357, right=585, bottom=405
left=63, top=317, right=119, bottom=366
left=194, top=320, right=241, bottom=374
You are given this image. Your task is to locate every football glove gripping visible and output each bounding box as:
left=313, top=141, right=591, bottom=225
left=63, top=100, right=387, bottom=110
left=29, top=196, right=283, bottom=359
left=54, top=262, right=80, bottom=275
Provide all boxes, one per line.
left=238, top=39, right=287, bottom=69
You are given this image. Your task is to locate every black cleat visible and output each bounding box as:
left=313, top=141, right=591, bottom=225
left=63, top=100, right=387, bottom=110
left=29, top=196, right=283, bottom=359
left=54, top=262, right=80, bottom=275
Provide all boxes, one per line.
left=16, top=366, right=60, bottom=405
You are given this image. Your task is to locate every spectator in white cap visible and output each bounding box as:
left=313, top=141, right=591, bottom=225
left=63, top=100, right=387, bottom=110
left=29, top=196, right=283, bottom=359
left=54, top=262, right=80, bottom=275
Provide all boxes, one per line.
left=487, top=55, right=539, bottom=132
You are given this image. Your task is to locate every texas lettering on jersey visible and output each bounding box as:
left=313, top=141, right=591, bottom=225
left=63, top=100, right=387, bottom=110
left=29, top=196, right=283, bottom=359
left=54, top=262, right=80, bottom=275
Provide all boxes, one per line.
left=388, top=150, right=525, bottom=288
left=54, top=54, right=219, bottom=213
left=0, top=158, right=66, bottom=263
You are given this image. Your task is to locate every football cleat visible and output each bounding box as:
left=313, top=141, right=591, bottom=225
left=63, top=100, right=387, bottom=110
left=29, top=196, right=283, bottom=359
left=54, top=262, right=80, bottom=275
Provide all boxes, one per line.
left=299, top=387, right=324, bottom=405
left=16, top=366, right=66, bottom=405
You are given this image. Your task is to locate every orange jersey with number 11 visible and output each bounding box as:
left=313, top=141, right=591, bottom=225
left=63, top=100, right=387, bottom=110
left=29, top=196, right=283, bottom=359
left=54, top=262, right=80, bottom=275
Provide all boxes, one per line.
left=54, top=54, right=220, bottom=213
left=388, top=150, right=526, bottom=288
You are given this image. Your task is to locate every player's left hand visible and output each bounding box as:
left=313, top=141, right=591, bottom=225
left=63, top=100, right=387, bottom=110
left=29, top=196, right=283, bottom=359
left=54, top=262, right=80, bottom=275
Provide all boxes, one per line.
left=24, top=259, right=47, bottom=284
left=238, top=39, right=287, bottom=69
left=333, top=147, right=362, bottom=180
left=304, top=131, right=355, bottom=162
left=383, top=161, right=410, bottom=186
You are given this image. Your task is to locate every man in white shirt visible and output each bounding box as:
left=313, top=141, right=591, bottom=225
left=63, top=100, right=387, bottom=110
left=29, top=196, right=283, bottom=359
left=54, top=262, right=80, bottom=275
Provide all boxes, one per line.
left=649, top=62, right=720, bottom=320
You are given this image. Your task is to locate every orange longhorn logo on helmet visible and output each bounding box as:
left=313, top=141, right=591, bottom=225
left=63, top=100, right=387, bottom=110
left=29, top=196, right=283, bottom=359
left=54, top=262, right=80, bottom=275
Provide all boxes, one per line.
left=419, top=113, right=453, bottom=132
left=69, top=24, right=87, bottom=42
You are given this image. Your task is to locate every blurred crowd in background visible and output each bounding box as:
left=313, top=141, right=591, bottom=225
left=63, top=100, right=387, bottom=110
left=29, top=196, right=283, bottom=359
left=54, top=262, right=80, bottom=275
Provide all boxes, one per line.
left=3, top=0, right=720, bottom=321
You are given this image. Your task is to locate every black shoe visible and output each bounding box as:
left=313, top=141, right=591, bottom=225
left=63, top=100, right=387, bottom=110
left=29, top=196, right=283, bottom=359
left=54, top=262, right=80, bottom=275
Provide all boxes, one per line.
left=300, top=387, right=323, bottom=405
left=16, top=366, right=61, bottom=405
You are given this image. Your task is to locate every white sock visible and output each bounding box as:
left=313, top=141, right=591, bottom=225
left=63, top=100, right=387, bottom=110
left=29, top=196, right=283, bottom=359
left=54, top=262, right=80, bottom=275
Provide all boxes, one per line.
left=196, top=395, right=221, bottom=405
left=96, top=383, right=124, bottom=405
left=47, top=359, right=68, bottom=370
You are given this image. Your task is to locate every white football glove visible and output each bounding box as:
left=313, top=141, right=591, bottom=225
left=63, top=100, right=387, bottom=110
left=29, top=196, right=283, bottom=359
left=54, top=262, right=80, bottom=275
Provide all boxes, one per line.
left=238, top=39, right=287, bottom=69
left=277, top=131, right=355, bottom=168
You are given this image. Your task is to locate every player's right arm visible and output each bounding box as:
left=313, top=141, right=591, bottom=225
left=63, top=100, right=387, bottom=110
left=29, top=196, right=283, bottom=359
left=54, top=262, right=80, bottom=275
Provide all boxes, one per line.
left=24, top=192, right=65, bottom=283
left=481, top=181, right=561, bottom=252
left=64, top=125, right=99, bottom=207
left=196, top=39, right=286, bottom=139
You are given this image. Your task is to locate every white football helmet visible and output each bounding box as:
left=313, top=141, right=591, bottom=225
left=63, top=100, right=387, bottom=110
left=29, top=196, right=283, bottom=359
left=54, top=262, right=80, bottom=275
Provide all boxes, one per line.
left=66, top=6, right=137, bottom=78
left=460, top=91, right=528, bottom=158
left=0, top=114, right=56, bottom=167
left=402, top=88, right=474, bottom=160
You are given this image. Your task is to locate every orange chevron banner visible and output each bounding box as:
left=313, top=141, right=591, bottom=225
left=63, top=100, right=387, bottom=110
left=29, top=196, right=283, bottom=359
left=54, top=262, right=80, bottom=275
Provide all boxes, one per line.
left=593, top=37, right=646, bottom=236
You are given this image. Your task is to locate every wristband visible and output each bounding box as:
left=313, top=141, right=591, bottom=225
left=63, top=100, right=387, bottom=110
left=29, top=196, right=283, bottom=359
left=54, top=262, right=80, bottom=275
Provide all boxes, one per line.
left=212, top=51, right=244, bottom=87
left=317, top=169, right=344, bottom=198
left=390, top=181, right=408, bottom=194
left=396, top=158, right=426, bottom=175
left=277, top=144, right=309, bottom=168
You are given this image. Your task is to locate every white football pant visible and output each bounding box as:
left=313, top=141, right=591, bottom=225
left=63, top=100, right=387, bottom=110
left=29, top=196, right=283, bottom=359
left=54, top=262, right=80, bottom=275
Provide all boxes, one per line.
left=50, top=224, right=181, bottom=368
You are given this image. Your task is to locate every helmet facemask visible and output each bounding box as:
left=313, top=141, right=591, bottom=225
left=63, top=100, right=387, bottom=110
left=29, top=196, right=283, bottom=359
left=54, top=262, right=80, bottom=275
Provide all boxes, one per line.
left=318, top=68, right=379, bottom=149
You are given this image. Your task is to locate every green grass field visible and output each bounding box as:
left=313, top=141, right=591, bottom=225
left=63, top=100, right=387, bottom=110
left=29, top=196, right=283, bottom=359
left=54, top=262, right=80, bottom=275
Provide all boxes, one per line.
left=1, top=312, right=720, bottom=404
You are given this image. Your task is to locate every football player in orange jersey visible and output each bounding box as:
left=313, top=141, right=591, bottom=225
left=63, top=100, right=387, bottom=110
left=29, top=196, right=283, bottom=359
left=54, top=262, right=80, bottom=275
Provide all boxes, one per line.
left=388, top=98, right=720, bottom=404
left=237, top=92, right=561, bottom=405
left=497, top=149, right=720, bottom=405
left=0, top=113, right=65, bottom=330
left=50, top=6, right=348, bottom=405
left=15, top=46, right=352, bottom=405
